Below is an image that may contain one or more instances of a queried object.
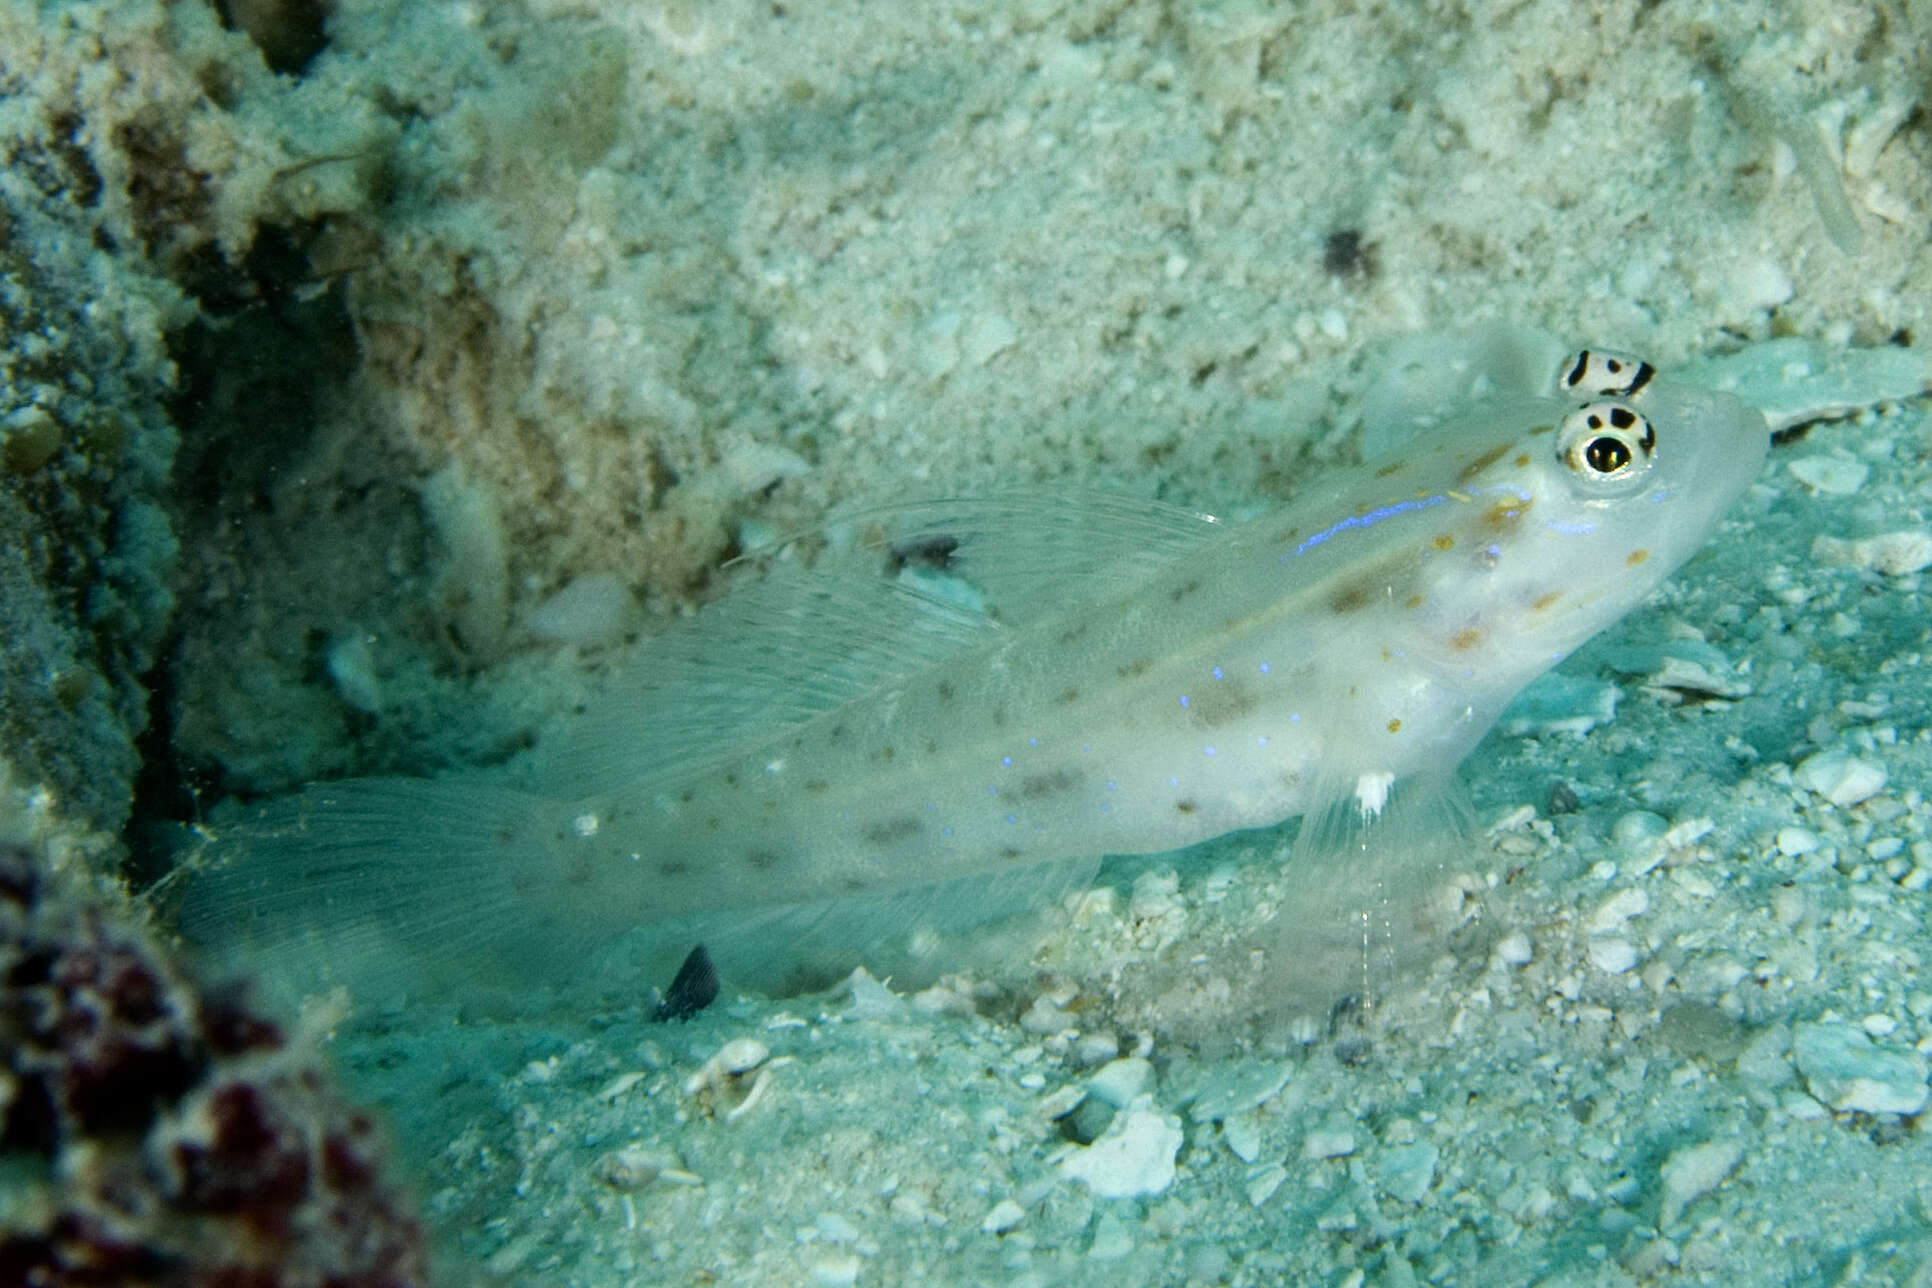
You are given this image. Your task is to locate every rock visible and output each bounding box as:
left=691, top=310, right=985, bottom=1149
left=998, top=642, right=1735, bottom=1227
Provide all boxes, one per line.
left=1792, top=749, right=1888, bottom=808
left=1587, top=887, right=1649, bottom=934
left=1301, top=1124, right=1356, bottom=1160
left=1659, top=1139, right=1743, bottom=1227
left=1184, top=1059, right=1293, bottom=1123
left=980, top=1198, right=1025, bottom=1234
left=1587, top=938, right=1640, bottom=975
left=1813, top=531, right=1932, bottom=577
left=1086, top=1057, right=1155, bottom=1109
left=1786, top=455, right=1869, bottom=495
left=1792, top=1022, right=1929, bottom=1115
left=1375, top=1141, right=1439, bottom=1204
left=1058, top=1099, right=1183, bottom=1199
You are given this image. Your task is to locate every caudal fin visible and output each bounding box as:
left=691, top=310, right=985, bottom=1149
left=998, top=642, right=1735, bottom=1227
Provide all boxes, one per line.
left=162, top=777, right=632, bottom=1012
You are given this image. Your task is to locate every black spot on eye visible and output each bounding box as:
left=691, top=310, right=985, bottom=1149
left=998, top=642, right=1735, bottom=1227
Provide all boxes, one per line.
left=1608, top=406, right=1637, bottom=430
left=1584, top=437, right=1631, bottom=473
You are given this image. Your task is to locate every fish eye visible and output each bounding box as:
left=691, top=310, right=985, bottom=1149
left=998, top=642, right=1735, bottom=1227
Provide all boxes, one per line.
left=1559, top=401, right=1656, bottom=484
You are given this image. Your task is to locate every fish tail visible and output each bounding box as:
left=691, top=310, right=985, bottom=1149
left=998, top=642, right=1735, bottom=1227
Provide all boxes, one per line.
left=163, top=777, right=633, bottom=1011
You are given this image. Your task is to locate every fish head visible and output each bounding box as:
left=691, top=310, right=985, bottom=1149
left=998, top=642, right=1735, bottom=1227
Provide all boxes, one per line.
left=1387, top=361, right=1769, bottom=683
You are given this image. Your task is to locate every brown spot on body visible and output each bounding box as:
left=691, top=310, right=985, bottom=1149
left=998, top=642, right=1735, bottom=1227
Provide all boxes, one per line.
left=1458, top=443, right=1511, bottom=483
left=1626, top=549, right=1650, bottom=566
left=1485, top=497, right=1530, bottom=528
left=1117, top=657, right=1152, bottom=679
left=1387, top=718, right=1403, bottom=733
left=1021, top=769, right=1083, bottom=799
left=937, top=681, right=955, bottom=701
left=1174, top=799, right=1197, bottom=815
left=804, top=779, right=829, bottom=794
left=745, top=849, right=781, bottom=870
left=1329, top=582, right=1372, bottom=614
left=1058, top=623, right=1090, bottom=646
left=1184, top=683, right=1256, bottom=727
left=862, top=816, right=922, bottom=845
left=999, top=847, right=1024, bottom=861
left=1376, top=460, right=1404, bottom=478
left=873, top=745, right=895, bottom=762
left=1169, top=578, right=1202, bottom=603
left=1531, top=590, right=1563, bottom=612
left=1513, top=453, right=1531, bottom=467
left=1056, top=687, right=1080, bottom=705
left=1451, top=628, right=1484, bottom=651
left=1432, top=533, right=1455, bottom=551
left=659, top=859, right=689, bottom=877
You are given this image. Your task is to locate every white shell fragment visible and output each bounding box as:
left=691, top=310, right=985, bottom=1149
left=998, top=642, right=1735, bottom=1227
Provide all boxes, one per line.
left=1586, top=938, right=1640, bottom=975
left=1057, top=1101, right=1183, bottom=1199
left=1658, top=1139, right=1744, bottom=1227
left=979, top=1198, right=1025, bottom=1234
left=1811, top=530, right=1932, bottom=577
left=1785, top=455, right=1869, bottom=495
left=684, top=1037, right=782, bottom=1121
left=1683, top=337, right=1932, bottom=433
left=1184, top=1060, right=1295, bottom=1123
left=1792, top=1022, right=1930, bottom=1115
left=1792, top=749, right=1888, bottom=808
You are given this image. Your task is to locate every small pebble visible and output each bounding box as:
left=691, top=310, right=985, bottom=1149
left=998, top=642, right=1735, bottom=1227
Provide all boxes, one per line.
left=1088, top=1213, right=1134, bottom=1260
left=980, top=1199, right=1025, bottom=1234
left=1588, top=938, right=1640, bottom=975
left=1786, top=456, right=1869, bottom=495
left=1086, top=1057, right=1155, bottom=1109
left=1375, top=1141, right=1440, bottom=1205
left=1793, top=1021, right=1929, bottom=1115
left=1302, top=1126, right=1356, bottom=1160
left=1813, top=531, right=1932, bottom=577
left=1659, top=1139, right=1743, bottom=1227
left=805, top=1249, right=862, bottom=1287
left=1587, top=887, right=1649, bottom=935
left=1058, top=1104, right=1183, bottom=1199
left=1793, top=749, right=1888, bottom=807
left=1775, top=827, right=1821, bottom=857
left=1493, top=931, right=1533, bottom=967
left=1222, top=1112, right=1262, bottom=1164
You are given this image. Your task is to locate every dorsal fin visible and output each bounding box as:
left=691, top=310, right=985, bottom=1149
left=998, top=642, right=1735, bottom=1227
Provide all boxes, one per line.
left=529, top=566, right=1000, bottom=798
left=538, top=488, right=1222, bottom=798
left=754, top=487, right=1225, bottom=625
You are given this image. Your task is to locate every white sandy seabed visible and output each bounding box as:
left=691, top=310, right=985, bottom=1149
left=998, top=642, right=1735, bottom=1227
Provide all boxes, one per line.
left=18, top=0, right=1929, bottom=1283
